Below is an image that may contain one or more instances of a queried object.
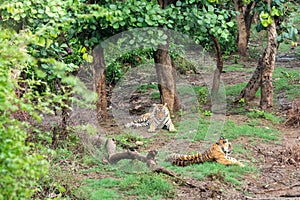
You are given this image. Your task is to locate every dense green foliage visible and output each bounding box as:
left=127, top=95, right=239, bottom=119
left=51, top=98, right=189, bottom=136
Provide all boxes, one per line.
left=0, top=28, right=49, bottom=199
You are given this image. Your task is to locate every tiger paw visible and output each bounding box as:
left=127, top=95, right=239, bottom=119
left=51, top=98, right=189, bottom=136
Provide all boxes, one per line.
left=147, top=128, right=156, bottom=133
left=169, top=128, right=177, bottom=132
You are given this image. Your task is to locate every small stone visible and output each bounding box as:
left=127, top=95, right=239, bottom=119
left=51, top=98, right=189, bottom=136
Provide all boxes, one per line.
left=135, top=141, right=144, bottom=146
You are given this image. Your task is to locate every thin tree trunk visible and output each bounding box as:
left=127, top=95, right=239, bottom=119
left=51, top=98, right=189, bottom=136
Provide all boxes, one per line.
left=234, top=0, right=248, bottom=57
left=93, top=45, right=108, bottom=122
left=235, top=57, right=262, bottom=102
left=260, top=19, right=277, bottom=110
left=236, top=10, right=277, bottom=110
left=244, top=2, right=255, bottom=40
left=154, top=0, right=181, bottom=114
left=210, top=34, right=223, bottom=94
left=153, top=46, right=180, bottom=113
left=234, top=0, right=255, bottom=57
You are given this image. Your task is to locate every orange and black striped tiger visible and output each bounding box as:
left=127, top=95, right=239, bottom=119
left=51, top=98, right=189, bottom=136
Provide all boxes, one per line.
left=124, top=103, right=176, bottom=132
left=165, top=136, right=244, bottom=167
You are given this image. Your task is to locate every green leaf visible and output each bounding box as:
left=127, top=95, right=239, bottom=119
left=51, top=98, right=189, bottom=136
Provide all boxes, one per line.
left=176, top=1, right=182, bottom=6
left=113, top=23, right=119, bottom=29
left=261, top=20, right=269, bottom=27
left=109, top=4, right=117, bottom=10
left=226, top=21, right=234, bottom=27
left=184, top=25, right=190, bottom=31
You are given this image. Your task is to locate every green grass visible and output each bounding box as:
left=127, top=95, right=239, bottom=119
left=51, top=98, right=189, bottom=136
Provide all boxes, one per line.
left=137, top=83, right=158, bottom=93
left=163, top=161, right=257, bottom=186
left=223, top=120, right=279, bottom=141
left=223, top=64, right=254, bottom=73
left=78, top=173, right=175, bottom=200
left=278, top=42, right=300, bottom=53
left=150, top=91, right=160, bottom=99
left=247, top=110, right=283, bottom=124
left=225, top=82, right=247, bottom=97
left=78, top=178, right=123, bottom=199
left=273, top=66, right=300, bottom=99
left=120, top=174, right=175, bottom=199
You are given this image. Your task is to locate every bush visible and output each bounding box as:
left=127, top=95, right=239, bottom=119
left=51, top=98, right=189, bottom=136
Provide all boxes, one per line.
left=0, top=28, right=48, bottom=199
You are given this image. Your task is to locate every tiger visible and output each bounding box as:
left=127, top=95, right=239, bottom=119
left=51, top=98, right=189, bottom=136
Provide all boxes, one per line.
left=165, top=136, right=244, bottom=167
left=124, top=103, right=177, bottom=133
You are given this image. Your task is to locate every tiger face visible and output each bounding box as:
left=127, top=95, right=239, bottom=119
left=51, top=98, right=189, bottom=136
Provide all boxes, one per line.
left=217, top=136, right=233, bottom=156
left=148, top=103, right=176, bottom=132
left=152, top=103, right=169, bottom=121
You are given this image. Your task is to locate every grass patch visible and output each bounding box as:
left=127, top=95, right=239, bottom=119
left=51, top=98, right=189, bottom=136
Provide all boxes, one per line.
left=79, top=172, right=175, bottom=199
left=150, top=91, right=160, bottom=99
left=225, top=82, right=247, bottom=97
left=273, top=66, right=300, bottom=99
left=223, top=64, right=254, bottom=73
left=78, top=178, right=123, bottom=199
left=247, top=110, right=283, bottom=124
left=137, top=83, right=158, bottom=93
left=120, top=173, right=175, bottom=199
left=164, top=161, right=257, bottom=186
left=223, top=120, right=279, bottom=141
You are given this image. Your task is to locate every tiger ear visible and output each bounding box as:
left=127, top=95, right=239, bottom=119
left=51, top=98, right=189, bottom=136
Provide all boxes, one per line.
left=218, top=136, right=225, bottom=144
left=164, top=103, right=167, bottom=106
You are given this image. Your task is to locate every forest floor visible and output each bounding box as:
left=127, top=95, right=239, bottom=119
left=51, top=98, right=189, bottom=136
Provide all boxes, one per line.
left=84, top=56, right=300, bottom=199
left=170, top=57, right=300, bottom=199
left=42, top=44, right=300, bottom=199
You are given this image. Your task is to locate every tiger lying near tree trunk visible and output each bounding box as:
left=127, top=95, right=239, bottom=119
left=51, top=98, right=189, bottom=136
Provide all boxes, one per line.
left=124, top=103, right=177, bottom=132
left=165, top=136, right=244, bottom=167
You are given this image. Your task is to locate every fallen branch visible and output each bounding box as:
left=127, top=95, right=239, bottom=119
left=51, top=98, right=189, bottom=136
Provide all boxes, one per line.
left=105, top=138, right=201, bottom=189
left=280, top=194, right=300, bottom=198
left=257, top=183, right=300, bottom=194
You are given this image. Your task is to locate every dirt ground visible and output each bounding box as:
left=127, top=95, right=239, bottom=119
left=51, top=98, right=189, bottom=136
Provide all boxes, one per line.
left=58, top=51, right=300, bottom=200
left=105, top=57, right=300, bottom=199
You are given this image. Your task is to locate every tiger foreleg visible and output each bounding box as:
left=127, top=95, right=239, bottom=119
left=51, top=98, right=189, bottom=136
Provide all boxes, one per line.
left=168, top=121, right=177, bottom=132
left=147, top=122, right=156, bottom=132
left=216, top=157, right=244, bottom=167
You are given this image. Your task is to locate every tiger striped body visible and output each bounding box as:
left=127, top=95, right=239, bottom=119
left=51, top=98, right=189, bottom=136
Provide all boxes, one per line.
left=165, top=136, right=244, bottom=167
left=125, top=103, right=176, bottom=132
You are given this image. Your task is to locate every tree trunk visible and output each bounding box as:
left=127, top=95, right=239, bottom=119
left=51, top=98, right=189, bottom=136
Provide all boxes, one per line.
left=235, top=57, right=262, bottom=102
left=260, top=19, right=277, bottom=110
left=93, top=45, right=108, bottom=122
left=154, top=0, right=181, bottom=114
left=210, top=34, right=223, bottom=94
left=153, top=46, right=181, bottom=113
left=234, top=0, right=255, bottom=57
left=236, top=15, right=277, bottom=110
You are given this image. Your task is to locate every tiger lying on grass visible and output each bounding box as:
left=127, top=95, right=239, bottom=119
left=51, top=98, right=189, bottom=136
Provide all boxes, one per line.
left=165, top=136, right=244, bottom=167
left=124, top=103, right=177, bottom=133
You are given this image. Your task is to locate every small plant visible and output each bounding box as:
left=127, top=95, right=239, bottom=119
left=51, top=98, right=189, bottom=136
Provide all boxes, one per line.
left=150, top=91, right=160, bottom=99
left=238, top=98, right=245, bottom=106
left=106, top=62, right=125, bottom=85
left=138, top=83, right=158, bottom=93
left=204, top=110, right=212, bottom=116
left=232, top=54, right=240, bottom=64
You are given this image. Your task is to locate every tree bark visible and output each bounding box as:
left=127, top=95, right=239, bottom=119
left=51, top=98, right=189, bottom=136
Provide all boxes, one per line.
left=236, top=7, right=277, bottom=110
left=235, top=57, right=262, bottom=102
left=210, top=34, right=223, bottom=94
left=93, top=45, right=108, bottom=122
left=153, top=46, right=181, bottom=113
left=260, top=19, right=277, bottom=110
left=234, top=0, right=255, bottom=57
left=154, top=0, right=181, bottom=114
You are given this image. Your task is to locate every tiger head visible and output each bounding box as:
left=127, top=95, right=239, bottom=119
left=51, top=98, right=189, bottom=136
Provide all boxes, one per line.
left=217, top=136, right=233, bottom=156
left=152, top=103, right=169, bottom=121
